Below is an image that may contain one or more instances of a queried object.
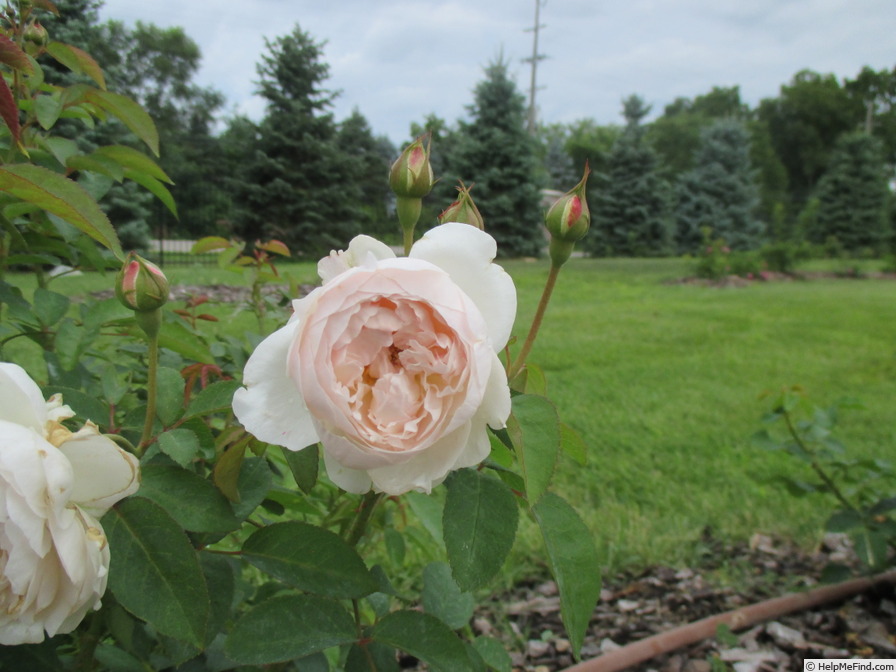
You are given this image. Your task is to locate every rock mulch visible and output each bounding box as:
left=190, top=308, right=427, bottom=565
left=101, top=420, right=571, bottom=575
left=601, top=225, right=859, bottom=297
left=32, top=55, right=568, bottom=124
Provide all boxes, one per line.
left=474, top=534, right=895, bottom=672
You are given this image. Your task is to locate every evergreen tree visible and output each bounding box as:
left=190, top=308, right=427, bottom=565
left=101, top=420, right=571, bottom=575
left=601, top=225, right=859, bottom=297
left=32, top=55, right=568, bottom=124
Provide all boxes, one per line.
left=233, top=25, right=362, bottom=257
left=675, top=119, right=764, bottom=252
left=808, top=132, right=891, bottom=253
left=336, top=109, right=394, bottom=240
left=446, top=58, right=543, bottom=257
left=586, top=96, right=673, bottom=257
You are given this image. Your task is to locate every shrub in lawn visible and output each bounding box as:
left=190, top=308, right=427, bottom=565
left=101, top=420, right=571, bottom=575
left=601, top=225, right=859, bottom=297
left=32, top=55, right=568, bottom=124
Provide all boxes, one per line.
left=753, top=387, right=896, bottom=578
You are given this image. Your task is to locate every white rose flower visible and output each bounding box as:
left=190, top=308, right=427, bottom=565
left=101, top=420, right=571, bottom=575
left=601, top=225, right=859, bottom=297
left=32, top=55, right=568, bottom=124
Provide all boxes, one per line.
left=234, top=222, right=516, bottom=495
left=0, top=363, right=141, bottom=645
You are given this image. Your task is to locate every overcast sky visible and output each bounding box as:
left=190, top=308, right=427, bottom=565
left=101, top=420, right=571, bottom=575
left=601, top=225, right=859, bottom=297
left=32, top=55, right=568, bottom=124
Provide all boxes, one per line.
left=97, top=0, right=896, bottom=145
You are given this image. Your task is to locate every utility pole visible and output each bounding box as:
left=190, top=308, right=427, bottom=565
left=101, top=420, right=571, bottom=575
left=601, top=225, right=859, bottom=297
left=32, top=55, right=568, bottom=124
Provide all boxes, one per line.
left=524, top=0, right=547, bottom=135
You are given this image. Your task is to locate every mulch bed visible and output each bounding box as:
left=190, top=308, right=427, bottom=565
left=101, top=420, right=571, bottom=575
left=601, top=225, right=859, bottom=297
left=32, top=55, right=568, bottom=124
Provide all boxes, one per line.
left=668, top=270, right=896, bottom=288
left=474, top=534, right=895, bottom=672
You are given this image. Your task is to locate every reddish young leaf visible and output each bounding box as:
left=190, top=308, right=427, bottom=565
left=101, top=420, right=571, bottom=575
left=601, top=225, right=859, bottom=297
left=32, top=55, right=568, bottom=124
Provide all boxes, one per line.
left=0, top=77, right=20, bottom=145
left=0, top=35, right=33, bottom=73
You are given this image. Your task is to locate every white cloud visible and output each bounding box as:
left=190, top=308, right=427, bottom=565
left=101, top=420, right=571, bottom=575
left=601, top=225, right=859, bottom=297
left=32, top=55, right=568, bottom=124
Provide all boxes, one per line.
left=96, top=0, right=896, bottom=143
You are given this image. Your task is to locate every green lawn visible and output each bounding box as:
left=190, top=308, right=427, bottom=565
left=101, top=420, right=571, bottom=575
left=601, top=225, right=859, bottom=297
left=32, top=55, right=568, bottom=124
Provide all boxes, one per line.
left=5, top=257, right=895, bottom=580
left=505, top=257, right=896, bottom=576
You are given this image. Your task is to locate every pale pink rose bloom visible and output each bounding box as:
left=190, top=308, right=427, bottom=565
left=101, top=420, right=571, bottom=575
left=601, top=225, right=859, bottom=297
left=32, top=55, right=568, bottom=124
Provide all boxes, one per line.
left=233, top=223, right=516, bottom=495
left=0, top=363, right=141, bottom=645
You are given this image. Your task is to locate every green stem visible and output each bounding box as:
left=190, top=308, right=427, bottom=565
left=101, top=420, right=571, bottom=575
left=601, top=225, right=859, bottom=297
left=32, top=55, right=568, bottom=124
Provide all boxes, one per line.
left=346, top=491, right=384, bottom=547
left=138, top=329, right=160, bottom=454
left=508, top=263, right=562, bottom=380
left=396, top=197, right=422, bottom=255
left=73, top=610, right=104, bottom=672
left=783, top=411, right=856, bottom=512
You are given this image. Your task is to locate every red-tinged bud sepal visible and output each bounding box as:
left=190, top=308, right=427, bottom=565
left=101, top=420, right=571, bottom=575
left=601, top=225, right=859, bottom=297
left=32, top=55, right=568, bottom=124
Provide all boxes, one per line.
left=545, top=163, right=591, bottom=266
left=116, top=252, right=170, bottom=314
left=438, top=181, right=484, bottom=230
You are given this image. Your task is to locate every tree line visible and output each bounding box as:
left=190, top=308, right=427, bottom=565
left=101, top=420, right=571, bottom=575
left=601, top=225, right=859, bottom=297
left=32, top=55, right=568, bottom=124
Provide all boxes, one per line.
left=49, top=0, right=896, bottom=259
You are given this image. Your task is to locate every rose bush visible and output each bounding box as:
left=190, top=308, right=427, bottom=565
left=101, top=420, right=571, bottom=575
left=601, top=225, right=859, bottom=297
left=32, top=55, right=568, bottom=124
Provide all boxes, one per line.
left=0, top=363, right=141, bottom=645
left=234, top=222, right=516, bottom=495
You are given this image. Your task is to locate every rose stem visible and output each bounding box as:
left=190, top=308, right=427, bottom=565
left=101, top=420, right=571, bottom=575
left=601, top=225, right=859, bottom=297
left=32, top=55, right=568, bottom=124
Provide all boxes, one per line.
left=137, top=328, right=160, bottom=454
left=508, top=262, right=561, bottom=380
left=346, top=491, right=385, bottom=547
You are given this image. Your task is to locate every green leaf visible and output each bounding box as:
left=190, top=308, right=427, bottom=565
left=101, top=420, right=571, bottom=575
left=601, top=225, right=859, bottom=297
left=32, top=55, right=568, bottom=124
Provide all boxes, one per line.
left=281, top=444, right=319, bottom=494
left=422, top=561, right=475, bottom=630
left=85, top=89, right=159, bottom=155
left=157, top=428, right=201, bottom=468
left=44, top=385, right=108, bottom=426
left=443, top=469, right=518, bottom=591
left=34, top=93, right=63, bottom=131
left=242, top=521, right=377, bottom=599
left=158, top=320, right=215, bottom=364
left=825, top=509, right=863, bottom=533
left=231, top=456, right=273, bottom=520
left=67, top=153, right=126, bottom=181
left=213, top=443, right=246, bottom=503
left=345, top=642, right=399, bottom=672
left=95, top=145, right=173, bottom=182
left=46, top=42, right=106, bottom=88
left=406, top=491, right=444, bottom=547
left=0, top=164, right=122, bottom=259
left=53, top=318, right=88, bottom=371
left=105, top=497, right=209, bottom=648
left=32, top=287, right=69, bottom=327
left=507, top=395, right=560, bottom=505
left=372, top=610, right=480, bottom=672
left=224, top=594, right=356, bottom=665
left=853, top=526, right=889, bottom=570
left=192, top=236, right=232, bottom=254
left=532, top=493, right=600, bottom=658
left=473, top=636, right=512, bottom=672
left=124, top=169, right=177, bottom=217
left=199, top=552, right=235, bottom=646
left=41, top=137, right=80, bottom=167
left=154, top=366, right=185, bottom=427
left=183, top=380, right=241, bottom=420
left=560, top=423, right=587, bottom=466
left=0, top=640, right=62, bottom=672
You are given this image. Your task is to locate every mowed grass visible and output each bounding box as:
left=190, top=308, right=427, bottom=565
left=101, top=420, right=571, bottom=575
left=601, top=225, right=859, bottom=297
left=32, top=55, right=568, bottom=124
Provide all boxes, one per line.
left=6, top=257, right=895, bottom=578
left=503, top=257, right=896, bottom=575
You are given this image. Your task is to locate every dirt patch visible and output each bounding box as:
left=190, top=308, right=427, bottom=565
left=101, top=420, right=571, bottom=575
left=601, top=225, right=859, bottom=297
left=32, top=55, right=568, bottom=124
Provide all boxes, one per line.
left=668, top=270, right=896, bottom=288
left=471, top=534, right=895, bottom=672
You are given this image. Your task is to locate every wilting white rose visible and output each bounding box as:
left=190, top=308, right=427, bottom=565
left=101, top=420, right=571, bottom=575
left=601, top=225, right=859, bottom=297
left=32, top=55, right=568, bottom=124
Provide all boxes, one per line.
left=0, top=363, right=140, bottom=645
left=234, top=222, right=516, bottom=495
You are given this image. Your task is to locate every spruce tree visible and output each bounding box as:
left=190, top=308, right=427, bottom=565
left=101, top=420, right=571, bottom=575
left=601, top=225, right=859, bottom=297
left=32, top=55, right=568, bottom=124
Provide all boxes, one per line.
left=233, top=25, right=362, bottom=257
left=446, top=58, right=543, bottom=257
left=586, top=95, right=673, bottom=256
left=809, top=132, right=891, bottom=253
left=675, top=119, right=764, bottom=252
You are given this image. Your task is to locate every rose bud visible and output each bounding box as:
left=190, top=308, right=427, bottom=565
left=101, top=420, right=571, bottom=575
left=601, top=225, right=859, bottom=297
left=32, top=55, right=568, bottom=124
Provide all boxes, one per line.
left=115, top=252, right=170, bottom=313
left=23, top=21, right=48, bottom=47
left=389, top=134, right=434, bottom=200
left=545, top=163, right=591, bottom=266
left=438, top=182, right=484, bottom=230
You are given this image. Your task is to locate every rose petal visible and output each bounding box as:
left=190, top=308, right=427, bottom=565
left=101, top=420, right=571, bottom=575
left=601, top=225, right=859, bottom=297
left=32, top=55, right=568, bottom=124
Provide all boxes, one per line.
left=0, top=363, right=48, bottom=433
left=55, top=424, right=141, bottom=517
left=479, top=353, right=512, bottom=429
left=321, top=450, right=372, bottom=494
left=318, top=235, right=396, bottom=283
left=410, top=222, right=517, bottom=350
left=233, top=320, right=319, bottom=451
left=364, top=421, right=474, bottom=495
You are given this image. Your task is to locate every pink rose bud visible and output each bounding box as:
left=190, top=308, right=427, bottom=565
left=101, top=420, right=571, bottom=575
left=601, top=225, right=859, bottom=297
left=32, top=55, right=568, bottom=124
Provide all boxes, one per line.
left=545, top=163, right=591, bottom=266
left=438, top=182, right=484, bottom=230
left=389, top=134, right=434, bottom=199
left=115, top=252, right=169, bottom=313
